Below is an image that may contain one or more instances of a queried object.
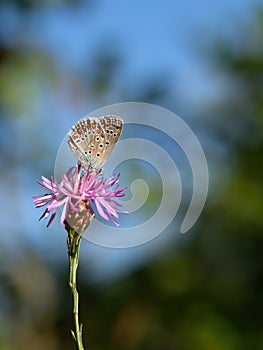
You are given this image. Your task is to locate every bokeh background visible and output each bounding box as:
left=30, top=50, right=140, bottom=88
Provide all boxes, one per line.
left=1, top=0, right=263, bottom=349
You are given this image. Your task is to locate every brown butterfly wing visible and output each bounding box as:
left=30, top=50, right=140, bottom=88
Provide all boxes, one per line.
left=68, top=117, right=106, bottom=170
left=97, top=115, right=123, bottom=167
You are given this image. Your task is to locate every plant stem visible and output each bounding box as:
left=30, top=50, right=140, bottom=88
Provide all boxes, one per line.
left=67, top=225, right=85, bottom=350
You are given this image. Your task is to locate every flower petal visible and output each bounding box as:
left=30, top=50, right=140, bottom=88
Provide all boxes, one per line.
left=33, top=164, right=127, bottom=228
left=93, top=199, right=109, bottom=221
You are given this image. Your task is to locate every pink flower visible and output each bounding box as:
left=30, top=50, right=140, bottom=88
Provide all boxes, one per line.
left=33, top=165, right=126, bottom=229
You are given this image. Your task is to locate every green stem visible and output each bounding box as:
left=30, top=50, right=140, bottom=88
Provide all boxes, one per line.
left=66, top=226, right=85, bottom=350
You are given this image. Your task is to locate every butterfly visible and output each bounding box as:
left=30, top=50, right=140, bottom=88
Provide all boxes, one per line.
left=68, top=115, right=123, bottom=172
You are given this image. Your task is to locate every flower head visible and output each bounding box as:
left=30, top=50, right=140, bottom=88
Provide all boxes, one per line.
left=33, top=165, right=126, bottom=231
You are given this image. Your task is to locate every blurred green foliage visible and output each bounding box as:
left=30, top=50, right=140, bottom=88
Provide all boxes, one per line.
left=0, top=2, right=263, bottom=350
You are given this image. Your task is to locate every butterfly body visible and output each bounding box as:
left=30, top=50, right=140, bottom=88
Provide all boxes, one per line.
left=68, top=115, right=123, bottom=172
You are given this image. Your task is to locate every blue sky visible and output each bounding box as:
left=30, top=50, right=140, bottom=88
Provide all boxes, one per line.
left=23, top=0, right=260, bottom=109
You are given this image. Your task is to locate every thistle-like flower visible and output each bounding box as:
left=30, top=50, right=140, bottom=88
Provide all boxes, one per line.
left=33, top=164, right=126, bottom=232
